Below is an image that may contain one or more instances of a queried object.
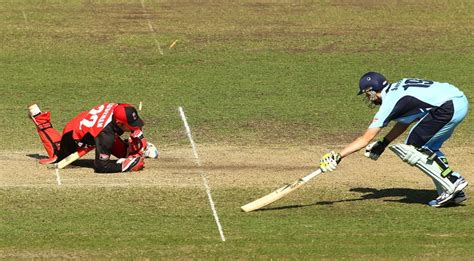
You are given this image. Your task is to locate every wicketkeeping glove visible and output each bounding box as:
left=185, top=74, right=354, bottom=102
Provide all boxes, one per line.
left=320, top=151, right=342, bottom=172
left=364, top=137, right=390, bottom=160
left=128, top=130, right=147, bottom=156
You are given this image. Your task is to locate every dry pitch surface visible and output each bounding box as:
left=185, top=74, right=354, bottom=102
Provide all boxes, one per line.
left=1, top=145, right=472, bottom=207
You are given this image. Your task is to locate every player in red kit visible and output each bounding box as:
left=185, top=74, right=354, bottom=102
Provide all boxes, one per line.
left=28, top=103, right=158, bottom=173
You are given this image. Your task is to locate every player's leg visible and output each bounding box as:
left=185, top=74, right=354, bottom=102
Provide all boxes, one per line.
left=424, top=150, right=467, bottom=206
left=56, top=131, right=79, bottom=161
left=52, top=131, right=95, bottom=168
left=390, top=144, right=467, bottom=207
left=28, top=104, right=62, bottom=164
left=430, top=152, right=451, bottom=195
left=404, top=98, right=468, bottom=206
left=424, top=97, right=469, bottom=206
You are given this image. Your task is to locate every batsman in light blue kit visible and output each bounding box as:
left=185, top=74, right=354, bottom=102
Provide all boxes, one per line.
left=319, top=72, right=468, bottom=207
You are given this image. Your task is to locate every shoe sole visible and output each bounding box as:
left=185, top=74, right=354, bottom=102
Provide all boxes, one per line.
left=453, top=195, right=467, bottom=204
left=429, top=195, right=467, bottom=207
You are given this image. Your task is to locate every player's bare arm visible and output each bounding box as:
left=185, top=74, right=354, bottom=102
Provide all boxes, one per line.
left=320, top=127, right=380, bottom=172
left=364, top=122, right=409, bottom=161
left=340, top=127, right=381, bottom=158
left=384, top=122, right=410, bottom=142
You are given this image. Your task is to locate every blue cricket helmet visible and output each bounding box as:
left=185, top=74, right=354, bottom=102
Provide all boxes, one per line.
left=358, top=72, right=389, bottom=95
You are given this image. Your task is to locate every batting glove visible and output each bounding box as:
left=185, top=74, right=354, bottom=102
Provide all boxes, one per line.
left=320, top=151, right=342, bottom=172
left=364, top=137, right=390, bottom=160
left=402, top=146, right=423, bottom=166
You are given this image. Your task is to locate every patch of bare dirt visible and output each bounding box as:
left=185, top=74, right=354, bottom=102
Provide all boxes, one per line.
left=1, top=144, right=473, bottom=199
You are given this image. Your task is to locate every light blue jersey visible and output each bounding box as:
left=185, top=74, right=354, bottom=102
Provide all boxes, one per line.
left=369, top=78, right=465, bottom=129
left=363, top=76, right=468, bottom=199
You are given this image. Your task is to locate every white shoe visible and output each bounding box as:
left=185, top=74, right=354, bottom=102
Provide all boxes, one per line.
left=428, top=192, right=452, bottom=207
left=453, top=177, right=468, bottom=194
left=428, top=177, right=468, bottom=207
left=428, top=191, right=467, bottom=207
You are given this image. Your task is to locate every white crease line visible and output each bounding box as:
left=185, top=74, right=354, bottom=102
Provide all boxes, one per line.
left=147, top=20, right=154, bottom=31
left=22, top=10, right=28, bottom=24
left=55, top=168, right=62, bottom=186
left=0, top=183, right=201, bottom=188
left=178, top=106, right=226, bottom=242
left=140, top=0, right=164, bottom=55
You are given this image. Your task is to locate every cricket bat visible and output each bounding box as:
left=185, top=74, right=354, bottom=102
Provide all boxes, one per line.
left=47, top=147, right=93, bottom=169
left=241, top=168, right=322, bottom=212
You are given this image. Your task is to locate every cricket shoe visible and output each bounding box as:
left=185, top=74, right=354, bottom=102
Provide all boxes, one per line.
left=428, top=177, right=468, bottom=207
left=428, top=191, right=467, bottom=207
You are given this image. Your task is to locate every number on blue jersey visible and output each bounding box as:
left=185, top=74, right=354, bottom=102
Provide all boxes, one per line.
left=402, top=79, right=434, bottom=90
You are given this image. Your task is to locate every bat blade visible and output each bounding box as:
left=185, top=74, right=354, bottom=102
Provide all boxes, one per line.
left=46, top=147, right=93, bottom=170
left=47, top=152, right=80, bottom=169
left=241, top=169, right=322, bottom=212
left=57, top=151, right=80, bottom=169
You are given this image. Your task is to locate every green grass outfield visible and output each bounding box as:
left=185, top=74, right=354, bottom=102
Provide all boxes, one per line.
left=2, top=0, right=474, bottom=148
left=2, top=187, right=474, bottom=259
left=1, top=0, right=474, bottom=259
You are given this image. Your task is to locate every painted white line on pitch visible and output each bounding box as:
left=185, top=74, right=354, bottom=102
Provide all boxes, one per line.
left=0, top=183, right=201, bottom=188
left=22, top=10, right=28, bottom=24
left=178, top=106, right=226, bottom=242
left=140, top=0, right=164, bottom=55
left=55, top=168, right=62, bottom=186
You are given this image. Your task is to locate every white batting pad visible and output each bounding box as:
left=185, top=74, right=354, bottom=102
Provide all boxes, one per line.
left=389, top=144, right=455, bottom=193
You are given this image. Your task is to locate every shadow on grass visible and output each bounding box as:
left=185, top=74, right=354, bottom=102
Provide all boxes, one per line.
left=26, top=153, right=47, bottom=159
left=318, top=187, right=436, bottom=205
left=259, top=187, right=465, bottom=211
left=69, top=159, right=95, bottom=168
left=26, top=154, right=94, bottom=169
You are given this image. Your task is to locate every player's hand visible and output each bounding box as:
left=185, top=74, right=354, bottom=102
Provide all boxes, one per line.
left=320, top=151, right=341, bottom=172
left=403, top=146, right=423, bottom=166
left=364, top=138, right=389, bottom=160
left=117, top=156, right=145, bottom=172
